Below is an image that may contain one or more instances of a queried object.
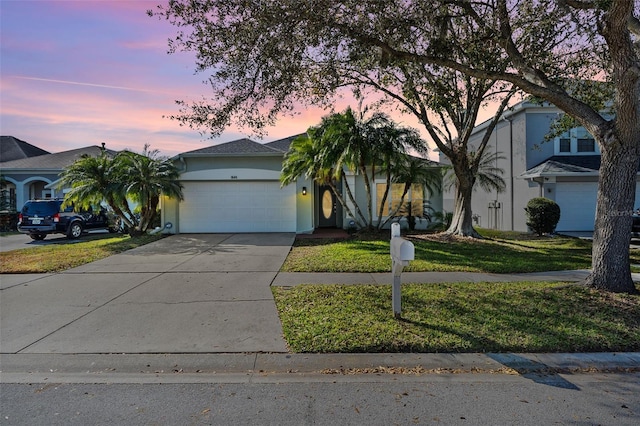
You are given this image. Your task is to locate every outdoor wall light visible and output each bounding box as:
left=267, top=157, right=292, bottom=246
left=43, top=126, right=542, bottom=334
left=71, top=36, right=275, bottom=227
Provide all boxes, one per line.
left=302, top=187, right=307, bottom=196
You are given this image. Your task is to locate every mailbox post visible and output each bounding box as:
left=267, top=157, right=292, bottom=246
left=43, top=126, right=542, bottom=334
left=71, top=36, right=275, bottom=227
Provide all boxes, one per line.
left=390, top=222, right=414, bottom=318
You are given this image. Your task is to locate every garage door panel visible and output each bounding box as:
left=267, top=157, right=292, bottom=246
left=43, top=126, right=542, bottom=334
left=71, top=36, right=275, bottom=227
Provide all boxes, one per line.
left=555, top=183, right=597, bottom=232
left=179, top=181, right=296, bottom=233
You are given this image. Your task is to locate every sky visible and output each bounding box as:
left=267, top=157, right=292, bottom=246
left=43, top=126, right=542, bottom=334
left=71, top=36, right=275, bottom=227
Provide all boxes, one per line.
left=1, top=0, right=344, bottom=158
left=0, top=0, right=503, bottom=160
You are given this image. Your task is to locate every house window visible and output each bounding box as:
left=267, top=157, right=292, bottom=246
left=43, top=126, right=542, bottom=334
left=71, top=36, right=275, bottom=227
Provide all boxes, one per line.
left=559, top=138, right=571, bottom=153
left=577, top=138, right=595, bottom=153
left=376, top=183, right=424, bottom=217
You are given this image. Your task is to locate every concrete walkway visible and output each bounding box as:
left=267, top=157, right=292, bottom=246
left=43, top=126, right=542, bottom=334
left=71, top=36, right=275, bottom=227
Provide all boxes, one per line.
left=272, top=270, right=598, bottom=286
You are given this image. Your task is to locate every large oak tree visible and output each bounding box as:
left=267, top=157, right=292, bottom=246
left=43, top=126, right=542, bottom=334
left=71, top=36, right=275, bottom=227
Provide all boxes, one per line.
left=151, top=0, right=639, bottom=293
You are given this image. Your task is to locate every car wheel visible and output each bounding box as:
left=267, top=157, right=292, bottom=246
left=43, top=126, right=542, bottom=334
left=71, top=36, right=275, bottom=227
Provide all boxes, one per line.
left=30, top=233, right=46, bottom=241
left=67, top=222, right=83, bottom=239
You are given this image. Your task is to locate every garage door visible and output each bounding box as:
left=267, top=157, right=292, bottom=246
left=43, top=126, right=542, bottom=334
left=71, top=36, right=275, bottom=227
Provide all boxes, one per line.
left=555, top=182, right=598, bottom=231
left=179, top=181, right=296, bottom=233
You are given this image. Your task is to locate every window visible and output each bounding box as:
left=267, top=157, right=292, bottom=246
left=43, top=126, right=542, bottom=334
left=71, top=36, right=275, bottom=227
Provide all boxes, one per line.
left=376, top=183, right=424, bottom=217
left=559, top=138, right=571, bottom=153
left=577, top=138, right=595, bottom=153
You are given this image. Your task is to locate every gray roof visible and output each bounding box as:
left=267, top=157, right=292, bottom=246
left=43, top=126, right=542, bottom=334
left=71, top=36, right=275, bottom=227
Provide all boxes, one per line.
left=264, top=134, right=303, bottom=153
left=0, top=146, right=117, bottom=170
left=181, top=138, right=285, bottom=156
left=1, top=136, right=50, bottom=162
left=520, top=160, right=598, bottom=179
left=520, top=154, right=640, bottom=179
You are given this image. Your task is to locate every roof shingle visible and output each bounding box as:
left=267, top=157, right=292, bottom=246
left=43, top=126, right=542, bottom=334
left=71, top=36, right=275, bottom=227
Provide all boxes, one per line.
left=0, top=146, right=117, bottom=170
left=1, top=136, right=50, bottom=162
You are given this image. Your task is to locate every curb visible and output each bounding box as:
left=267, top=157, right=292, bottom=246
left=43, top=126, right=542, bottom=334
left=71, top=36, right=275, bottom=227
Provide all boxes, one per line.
left=2, top=352, right=638, bottom=384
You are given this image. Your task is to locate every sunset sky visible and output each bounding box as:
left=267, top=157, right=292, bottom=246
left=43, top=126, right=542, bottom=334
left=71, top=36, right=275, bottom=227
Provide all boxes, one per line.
left=1, top=0, right=502, bottom=160
left=1, top=0, right=341, bottom=158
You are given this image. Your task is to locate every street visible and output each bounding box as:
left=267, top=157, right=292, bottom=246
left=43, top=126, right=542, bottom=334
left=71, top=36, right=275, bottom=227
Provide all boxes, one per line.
left=2, top=372, right=638, bottom=425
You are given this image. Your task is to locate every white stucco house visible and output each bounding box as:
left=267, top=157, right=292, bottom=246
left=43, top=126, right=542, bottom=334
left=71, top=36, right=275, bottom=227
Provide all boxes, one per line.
left=441, top=100, right=640, bottom=232
left=162, top=136, right=443, bottom=234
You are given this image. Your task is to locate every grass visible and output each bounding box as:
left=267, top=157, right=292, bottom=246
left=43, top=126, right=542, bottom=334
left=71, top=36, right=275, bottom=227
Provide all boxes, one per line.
left=273, top=281, right=640, bottom=353
left=0, top=233, right=164, bottom=273
left=284, top=230, right=640, bottom=273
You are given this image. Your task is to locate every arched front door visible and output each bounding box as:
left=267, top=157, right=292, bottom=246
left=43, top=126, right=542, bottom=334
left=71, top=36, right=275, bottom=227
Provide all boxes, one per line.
left=318, top=185, right=337, bottom=228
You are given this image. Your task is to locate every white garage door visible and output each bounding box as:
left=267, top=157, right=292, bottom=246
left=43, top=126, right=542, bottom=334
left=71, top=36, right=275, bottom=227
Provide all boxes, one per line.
left=179, top=181, right=296, bottom=233
left=555, top=182, right=598, bottom=231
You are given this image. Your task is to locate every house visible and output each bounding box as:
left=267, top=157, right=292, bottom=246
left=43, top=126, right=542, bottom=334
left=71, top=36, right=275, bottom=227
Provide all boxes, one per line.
left=161, top=136, right=442, bottom=234
left=0, top=143, right=117, bottom=210
left=441, top=100, right=640, bottom=232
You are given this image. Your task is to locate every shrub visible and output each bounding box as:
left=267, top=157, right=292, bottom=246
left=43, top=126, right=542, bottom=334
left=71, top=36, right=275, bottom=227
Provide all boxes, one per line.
left=525, top=197, right=561, bottom=236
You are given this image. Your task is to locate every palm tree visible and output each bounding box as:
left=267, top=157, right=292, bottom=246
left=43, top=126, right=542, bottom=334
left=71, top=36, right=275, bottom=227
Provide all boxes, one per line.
left=370, top=120, right=429, bottom=229
left=315, top=108, right=371, bottom=227
left=58, top=150, right=137, bottom=231
left=318, top=107, right=431, bottom=230
left=380, top=155, right=442, bottom=229
left=282, top=107, right=433, bottom=230
left=59, top=145, right=184, bottom=235
left=118, top=145, right=184, bottom=234
left=281, top=128, right=365, bottom=227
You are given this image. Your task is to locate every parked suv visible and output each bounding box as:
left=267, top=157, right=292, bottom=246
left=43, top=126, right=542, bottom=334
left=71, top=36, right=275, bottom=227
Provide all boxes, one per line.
left=633, top=210, right=640, bottom=237
left=18, top=199, right=117, bottom=240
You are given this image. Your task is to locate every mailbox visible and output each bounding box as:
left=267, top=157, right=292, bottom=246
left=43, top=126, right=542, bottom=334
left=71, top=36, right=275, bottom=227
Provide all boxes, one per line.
left=390, top=238, right=415, bottom=262
left=390, top=224, right=415, bottom=318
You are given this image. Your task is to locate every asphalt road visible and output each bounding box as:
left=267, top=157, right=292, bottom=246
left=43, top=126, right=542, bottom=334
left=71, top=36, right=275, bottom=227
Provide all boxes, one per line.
left=2, top=372, right=638, bottom=425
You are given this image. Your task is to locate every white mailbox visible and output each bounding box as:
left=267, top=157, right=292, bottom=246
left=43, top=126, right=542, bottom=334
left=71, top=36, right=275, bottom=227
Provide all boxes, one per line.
left=390, top=223, right=415, bottom=318
left=390, top=238, right=415, bottom=263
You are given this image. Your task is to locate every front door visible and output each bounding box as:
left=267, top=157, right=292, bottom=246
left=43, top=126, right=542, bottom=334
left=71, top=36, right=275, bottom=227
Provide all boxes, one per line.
left=318, top=185, right=337, bottom=227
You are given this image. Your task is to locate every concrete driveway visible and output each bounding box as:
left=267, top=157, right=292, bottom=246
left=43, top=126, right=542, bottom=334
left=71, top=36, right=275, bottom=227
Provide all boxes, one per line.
left=0, top=233, right=294, bottom=354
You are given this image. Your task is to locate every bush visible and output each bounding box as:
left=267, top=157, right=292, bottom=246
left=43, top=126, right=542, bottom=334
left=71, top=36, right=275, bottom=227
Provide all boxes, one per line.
left=525, top=197, right=561, bottom=236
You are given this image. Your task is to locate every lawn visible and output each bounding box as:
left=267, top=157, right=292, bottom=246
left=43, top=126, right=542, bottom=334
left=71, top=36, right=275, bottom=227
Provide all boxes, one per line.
left=273, top=281, right=640, bottom=353
left=284, top=230, right=640, bottom=273
left=0, top=233, right=164, bottom=273
left=275, top=229, right=640, bottom=353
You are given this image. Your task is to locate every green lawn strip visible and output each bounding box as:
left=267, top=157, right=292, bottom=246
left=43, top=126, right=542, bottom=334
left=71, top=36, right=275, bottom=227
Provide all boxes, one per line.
left=273, top=281, right=640, bottom=353
left=283, top=235, right=602, bottom=273
left=0, top=234, right=164, bottom=273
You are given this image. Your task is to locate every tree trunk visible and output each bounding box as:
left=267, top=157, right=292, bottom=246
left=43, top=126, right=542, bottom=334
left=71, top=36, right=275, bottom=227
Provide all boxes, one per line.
left=446, top=182, right=482, bottom=238
left=584, top=0, right=639, bottom=294
left=360, top=165, right=374, bottom=229
left=585, top=139, right=639, bottom=294
left=445, top=161, right=482, bottom=238
left=376, top=170, right=392, bottom=230
left=340, top=170, right=369, bottom=227
left=328, top=180, right=365, bottom=228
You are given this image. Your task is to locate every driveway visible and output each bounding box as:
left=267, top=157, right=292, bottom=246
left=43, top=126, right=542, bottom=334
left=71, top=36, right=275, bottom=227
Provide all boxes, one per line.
left=0, top=233, right=294, bottom=354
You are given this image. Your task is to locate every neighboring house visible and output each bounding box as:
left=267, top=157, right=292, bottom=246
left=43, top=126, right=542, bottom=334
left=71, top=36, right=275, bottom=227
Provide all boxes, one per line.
left=0, top=144, right=117, bottom=211
left=162, top=136, right=442, bottom=234
left=1, top=136, right=50, bottom=163
left=1, top=136, right=51, bottom=211
left=441, top=100, right=639, bottom=233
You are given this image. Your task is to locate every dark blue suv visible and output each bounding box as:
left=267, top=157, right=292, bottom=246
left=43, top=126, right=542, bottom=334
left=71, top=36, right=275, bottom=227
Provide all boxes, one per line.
left=17, top=199, right=117, bottom=240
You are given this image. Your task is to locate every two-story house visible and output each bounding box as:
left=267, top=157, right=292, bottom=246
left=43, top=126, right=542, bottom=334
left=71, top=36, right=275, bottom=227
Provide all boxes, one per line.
left=441, top=100, right=639, bottom=233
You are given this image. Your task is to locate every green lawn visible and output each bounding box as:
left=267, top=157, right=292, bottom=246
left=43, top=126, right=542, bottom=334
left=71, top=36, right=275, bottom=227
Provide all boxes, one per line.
left=273, top=281, right=640, bottom=353
left=275, top=229, right=640, bottom=353
left=0, top=233, right=164, bottom=273
left=284, top=230, right=640, bottom=273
